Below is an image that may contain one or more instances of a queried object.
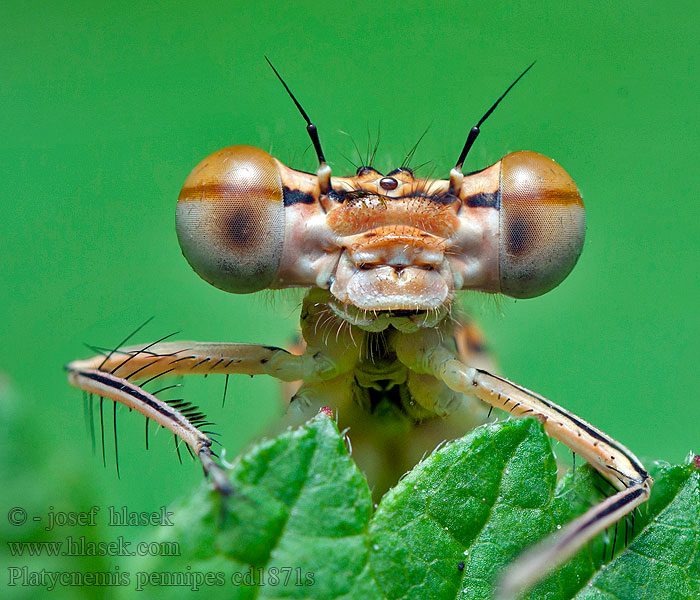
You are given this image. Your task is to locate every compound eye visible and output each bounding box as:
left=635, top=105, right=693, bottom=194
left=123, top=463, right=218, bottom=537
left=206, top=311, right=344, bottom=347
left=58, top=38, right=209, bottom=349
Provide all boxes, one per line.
left=499, top=151, right=585, bottom=298
left=176, top=146, right=284, bottom=293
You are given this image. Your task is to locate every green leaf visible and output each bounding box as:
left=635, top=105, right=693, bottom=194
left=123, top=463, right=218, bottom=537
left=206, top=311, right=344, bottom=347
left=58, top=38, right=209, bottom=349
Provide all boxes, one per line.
left=131, top=412, right=377, bottom=599
left=134, top=413, right=700, bottom=600
left=369, top=418, right=597, bottom=600
left=571, top=461, right=700, bottom=600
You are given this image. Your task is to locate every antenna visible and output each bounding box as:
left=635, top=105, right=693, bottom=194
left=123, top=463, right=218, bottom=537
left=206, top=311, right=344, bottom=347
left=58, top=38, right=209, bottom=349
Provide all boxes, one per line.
left=265, top=57, right=331, bottom=193
left=450, top=62, right=535, bottom=193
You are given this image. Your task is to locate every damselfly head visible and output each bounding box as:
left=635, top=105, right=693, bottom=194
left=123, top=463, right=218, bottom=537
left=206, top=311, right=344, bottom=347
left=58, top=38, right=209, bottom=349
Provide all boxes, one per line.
left=176, top=146, right=584, bottom=329
left=175, top=62, right=584, bottom=330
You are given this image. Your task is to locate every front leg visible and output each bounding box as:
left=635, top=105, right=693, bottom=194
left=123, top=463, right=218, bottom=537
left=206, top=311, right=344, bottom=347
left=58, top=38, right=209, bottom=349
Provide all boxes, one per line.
left=394, top=332, right=652, bottom=598
left=66, top=341, right=339, bottom=493
left=68, top=341, right=338, bottom=383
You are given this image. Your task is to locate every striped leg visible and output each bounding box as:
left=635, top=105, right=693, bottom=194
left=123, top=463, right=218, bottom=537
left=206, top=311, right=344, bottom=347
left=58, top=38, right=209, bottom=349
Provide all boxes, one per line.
left=395, top=338, right=652, bottom=598
left=66, top=341, right=333, bottom=493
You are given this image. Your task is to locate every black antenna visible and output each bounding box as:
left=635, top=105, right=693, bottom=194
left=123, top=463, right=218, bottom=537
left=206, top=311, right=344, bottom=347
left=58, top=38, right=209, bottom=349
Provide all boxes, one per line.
left=454, top=61, right=535, bottom=171
left=265, top=56, right=326, bottom=166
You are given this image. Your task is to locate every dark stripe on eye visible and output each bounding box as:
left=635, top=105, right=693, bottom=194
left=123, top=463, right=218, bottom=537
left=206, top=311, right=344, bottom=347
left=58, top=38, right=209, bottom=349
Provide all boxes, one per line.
left=466, top=192, right=500, bottom=209
left=179, top=183, right=279, bottom=202
left=283, top=186, right=315, bottom=206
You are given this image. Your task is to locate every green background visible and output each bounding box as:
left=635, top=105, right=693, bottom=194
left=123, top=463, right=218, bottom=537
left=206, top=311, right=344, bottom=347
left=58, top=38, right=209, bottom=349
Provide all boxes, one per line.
left=1, top=1, right=698, bottom=597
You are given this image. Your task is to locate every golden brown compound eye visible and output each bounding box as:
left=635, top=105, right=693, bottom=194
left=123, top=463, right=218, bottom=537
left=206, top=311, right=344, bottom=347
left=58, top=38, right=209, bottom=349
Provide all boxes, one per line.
left=175, top=145, right=285, bottom=293
left=498, top=151, right=585, bottom=298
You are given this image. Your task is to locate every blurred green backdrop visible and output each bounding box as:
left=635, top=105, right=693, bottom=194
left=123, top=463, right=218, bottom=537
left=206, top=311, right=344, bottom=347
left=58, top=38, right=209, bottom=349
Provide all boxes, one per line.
left=1, top=1, right=698, bottom=598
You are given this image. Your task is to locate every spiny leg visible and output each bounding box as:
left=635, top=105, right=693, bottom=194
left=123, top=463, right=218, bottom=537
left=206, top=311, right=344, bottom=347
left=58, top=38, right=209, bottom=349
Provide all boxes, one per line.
left=67, top=341, right=335, bottom=493
left=72, top=341, right=322, bottom=381
left=394, top=335, right=652, bottom=599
